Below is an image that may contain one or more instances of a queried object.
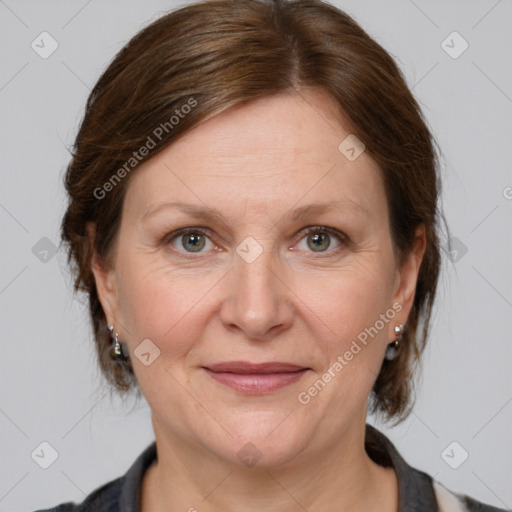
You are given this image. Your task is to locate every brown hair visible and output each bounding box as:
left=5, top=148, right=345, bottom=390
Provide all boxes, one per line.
left=61, top=0, right=442, bottom=423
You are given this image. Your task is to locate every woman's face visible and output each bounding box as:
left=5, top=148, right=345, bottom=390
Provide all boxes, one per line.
left=93, top=88, right=424, bottom=467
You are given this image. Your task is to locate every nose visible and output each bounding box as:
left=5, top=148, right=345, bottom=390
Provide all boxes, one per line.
left=219, top=241, right=294, bottom=341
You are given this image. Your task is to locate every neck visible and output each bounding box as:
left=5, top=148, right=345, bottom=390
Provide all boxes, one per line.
left=141, top=418, right=398, bottom=512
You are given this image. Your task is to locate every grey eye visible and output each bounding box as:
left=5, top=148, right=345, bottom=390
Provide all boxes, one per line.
left=170, top=231, right=214, bottom=253
left=306, top=231, right=331, bottom=252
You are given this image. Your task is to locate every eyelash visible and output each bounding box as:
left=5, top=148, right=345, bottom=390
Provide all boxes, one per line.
left=162, top=226, right=349, bottom=259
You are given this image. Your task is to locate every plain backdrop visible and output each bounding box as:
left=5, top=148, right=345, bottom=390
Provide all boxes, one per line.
left=0, top=1, right=511, bottom=511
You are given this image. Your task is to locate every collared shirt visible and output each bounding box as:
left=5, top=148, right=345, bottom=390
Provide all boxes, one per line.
left=34, top=425, right=508, bottom=512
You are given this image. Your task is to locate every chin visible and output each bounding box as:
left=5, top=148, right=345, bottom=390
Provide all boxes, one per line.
left=208, top=408, right=314, bottom=469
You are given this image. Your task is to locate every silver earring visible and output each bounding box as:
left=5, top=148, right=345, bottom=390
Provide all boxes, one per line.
left=385, top=324, right=403, bottom=361
left=107, top=324, right=123, bottom=358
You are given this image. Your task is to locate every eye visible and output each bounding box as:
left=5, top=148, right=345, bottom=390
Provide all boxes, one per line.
left=168, top=228, right=215, bottom=254
left=295, top=226, right=347, bottom=255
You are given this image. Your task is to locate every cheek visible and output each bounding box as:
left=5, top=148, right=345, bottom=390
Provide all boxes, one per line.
left=306, top=263, right=395, bottom=349
left=116, top=256, right=215, bottom=357
left=115, top=263, right=219, bottom=406
left=296, top=257, right=396, bottom=404
left=291, top=265, right=396, bottom=425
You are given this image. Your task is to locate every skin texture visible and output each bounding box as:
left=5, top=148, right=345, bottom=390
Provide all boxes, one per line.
left=92, top=87, right=426, bottom=511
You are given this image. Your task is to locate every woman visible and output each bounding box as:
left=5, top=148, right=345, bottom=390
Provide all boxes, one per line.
left=35, top=0, right=507, bottom=510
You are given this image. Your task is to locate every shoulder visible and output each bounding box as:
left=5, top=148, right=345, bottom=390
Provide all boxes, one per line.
left=32, top=506, right=77, bottom=512
left=365, top=425, right=509, bottom=512
left=32, top=441, right=157, bottom=512
left=433, top=480, right=510, bottom=512
left=32, top=476, right=123, bottom=512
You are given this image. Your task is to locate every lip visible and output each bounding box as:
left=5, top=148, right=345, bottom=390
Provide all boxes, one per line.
left=202, top=361, right=310, bottom=395
left=205, top=361, right=307, bottom=374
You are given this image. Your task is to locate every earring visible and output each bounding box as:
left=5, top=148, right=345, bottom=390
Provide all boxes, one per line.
left=385, top=324, right=403, bottom=361
left=107, top=324, right=123, bottom=359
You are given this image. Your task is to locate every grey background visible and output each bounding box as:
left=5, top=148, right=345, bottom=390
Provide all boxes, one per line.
left=0, top=0, right=511, bottom=510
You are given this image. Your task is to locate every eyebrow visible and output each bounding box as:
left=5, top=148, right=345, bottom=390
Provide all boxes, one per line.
left=141, top=199, right=369, bottom=224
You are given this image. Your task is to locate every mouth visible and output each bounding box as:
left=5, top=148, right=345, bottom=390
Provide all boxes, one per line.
left=202, top=361, right=310, bottom=395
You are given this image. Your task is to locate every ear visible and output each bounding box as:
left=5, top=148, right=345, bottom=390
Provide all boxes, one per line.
left=87, top=222, right=121, bottom=329
left=388, top=224, right=427, bottom=340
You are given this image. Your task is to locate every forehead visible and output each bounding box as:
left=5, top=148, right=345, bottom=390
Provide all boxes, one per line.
left=123, top=88, right=386, bottom=221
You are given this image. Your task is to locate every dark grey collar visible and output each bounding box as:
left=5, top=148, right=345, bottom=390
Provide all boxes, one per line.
left=365, top=424, right=438, bottom=511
